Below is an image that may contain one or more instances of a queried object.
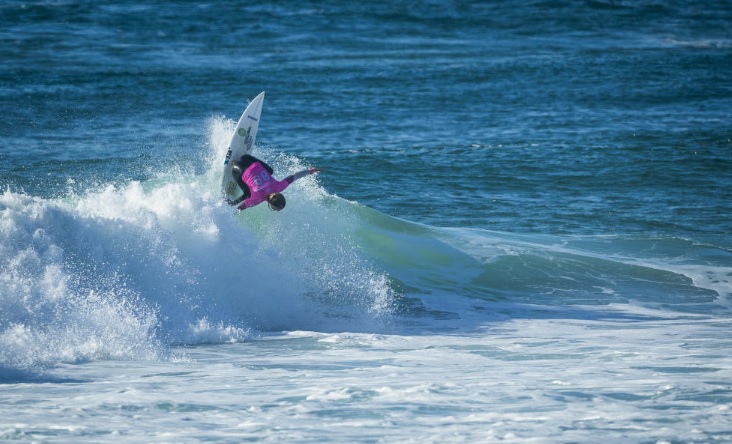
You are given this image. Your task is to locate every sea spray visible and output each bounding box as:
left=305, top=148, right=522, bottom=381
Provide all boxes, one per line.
left=0, top=119, right=400, bottom=371
left=206, top=116, right=399, bottom=330
left=0, top=192, right=162, bottom=371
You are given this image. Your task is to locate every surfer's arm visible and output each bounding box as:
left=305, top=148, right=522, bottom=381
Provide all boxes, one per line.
left=225, top=183, right=251, bottom=207
left=284, top=167, right=325, bottom=184
left=227, top=163, right=253, bottom=206
left=226, top=194, right=247, bottom=207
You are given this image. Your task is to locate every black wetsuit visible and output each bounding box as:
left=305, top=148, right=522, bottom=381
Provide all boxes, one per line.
left=229, top=154, right=275, bottom=205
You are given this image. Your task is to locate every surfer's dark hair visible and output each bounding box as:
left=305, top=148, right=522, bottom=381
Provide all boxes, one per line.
left=267, top=193, right=286, bottom=211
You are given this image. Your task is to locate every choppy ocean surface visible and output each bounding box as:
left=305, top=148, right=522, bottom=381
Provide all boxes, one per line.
left=2, top=1, right=731, bottom=442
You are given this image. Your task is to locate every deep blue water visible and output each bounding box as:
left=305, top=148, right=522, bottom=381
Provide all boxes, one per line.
left=3, top=0, right=730, bottom=237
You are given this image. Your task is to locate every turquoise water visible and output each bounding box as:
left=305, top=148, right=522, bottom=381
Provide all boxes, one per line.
left=2, top=1, right=732, bottom=442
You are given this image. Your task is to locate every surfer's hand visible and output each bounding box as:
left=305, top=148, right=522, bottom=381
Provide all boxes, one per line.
left=309, top=167, right=325, bottom=174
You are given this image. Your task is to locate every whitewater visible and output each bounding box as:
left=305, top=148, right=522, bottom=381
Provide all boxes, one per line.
left=1, top=117, right=392, bottom=362
left=2, top=118, right=732, bottom=442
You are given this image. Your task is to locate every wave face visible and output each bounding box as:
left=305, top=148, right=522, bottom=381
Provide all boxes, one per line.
left=353, top=205, right=731, bottom=314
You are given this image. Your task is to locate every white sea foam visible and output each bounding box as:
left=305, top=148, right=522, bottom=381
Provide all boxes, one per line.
left=0, top=118, right=397, bottom=373
left=4, top=315, right=730, bottom=442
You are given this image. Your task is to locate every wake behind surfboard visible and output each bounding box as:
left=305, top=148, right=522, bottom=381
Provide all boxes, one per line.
left=221, top=91, right=265, bottom=200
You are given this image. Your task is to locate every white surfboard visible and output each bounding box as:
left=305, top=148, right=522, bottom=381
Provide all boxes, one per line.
left=221, top=91, right=265, bottom=199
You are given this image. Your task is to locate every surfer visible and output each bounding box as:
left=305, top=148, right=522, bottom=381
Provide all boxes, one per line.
left=226, top=154, right=323, bottom=211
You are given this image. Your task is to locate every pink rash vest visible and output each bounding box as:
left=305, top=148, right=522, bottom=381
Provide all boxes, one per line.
left=237, top=162, right=290, bottom=210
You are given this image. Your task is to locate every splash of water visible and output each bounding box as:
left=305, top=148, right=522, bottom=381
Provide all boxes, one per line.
left=0, top=117, right=397, bottom=372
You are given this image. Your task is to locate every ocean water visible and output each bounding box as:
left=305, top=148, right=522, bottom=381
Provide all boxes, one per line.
left=1, top=0, right=731, bottom=442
